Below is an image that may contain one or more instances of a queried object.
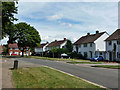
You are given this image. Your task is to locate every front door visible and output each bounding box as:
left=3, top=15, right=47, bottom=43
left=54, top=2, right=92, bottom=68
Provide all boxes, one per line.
left=109, top=52, right=112, bottom=61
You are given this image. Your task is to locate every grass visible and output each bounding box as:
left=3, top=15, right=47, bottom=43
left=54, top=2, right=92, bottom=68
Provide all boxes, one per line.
left=92, top=65, right=120, bottom=69
left=12, top=67, right=105, bottom=89
left=67, top=61, right=102, bottom=64
left=25, top=56, right=89, bottom=62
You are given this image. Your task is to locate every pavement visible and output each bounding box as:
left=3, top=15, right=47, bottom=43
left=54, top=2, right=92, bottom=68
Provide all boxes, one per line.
left=17, top=58, right=119, bottom=89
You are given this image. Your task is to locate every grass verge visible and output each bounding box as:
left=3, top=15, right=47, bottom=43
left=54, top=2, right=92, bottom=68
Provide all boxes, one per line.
left=92, top=65, right=120, bottom=69
left=67, top=61, right=102, bottom=64
left=12, top=67, right=105, bottom=88
left=25, top=56, right=89, bottom=62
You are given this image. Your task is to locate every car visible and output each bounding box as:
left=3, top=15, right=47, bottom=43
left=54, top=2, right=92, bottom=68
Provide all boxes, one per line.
left=90, top=55, right=104, bottom=62
left=11, top=53, right=18, bottom=56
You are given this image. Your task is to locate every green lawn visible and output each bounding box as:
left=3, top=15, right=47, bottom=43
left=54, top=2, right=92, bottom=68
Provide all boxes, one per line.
left=67, top=61, right=102, bottom=64
left=92, top=65, right=120, bottom=69
left=12, top=67, right=105, bottom=89
left=25, top=56, right=89, bottom=62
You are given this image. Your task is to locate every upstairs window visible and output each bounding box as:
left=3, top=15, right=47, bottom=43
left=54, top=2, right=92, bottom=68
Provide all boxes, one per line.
left=78, top=44, right=81, bottom=48
left=117, top=40, right=120, bottom=45
left=84, top=44, right=87, bottom=47
left=108, top=41, right=112, bottom=46
left=90, top=43, right=92, bottom=47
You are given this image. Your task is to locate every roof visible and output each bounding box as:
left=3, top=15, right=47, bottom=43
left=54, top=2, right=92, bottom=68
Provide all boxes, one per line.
left=36, top=42, right=48, bottom=48
left=47, top=38, right=67, bottom=47
left=73, top=32, right=106, bottom=45
left=8, top=43, right=18, bottom=48
left=105, top=29, right=120, bottom=41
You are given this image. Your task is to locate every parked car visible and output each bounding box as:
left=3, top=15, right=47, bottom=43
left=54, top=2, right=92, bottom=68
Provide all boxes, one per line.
left=11, top=53, right=18, bottom=56
left=90, top=56, right=104, bottom=62
left=61, top=53, right=70, bottom=58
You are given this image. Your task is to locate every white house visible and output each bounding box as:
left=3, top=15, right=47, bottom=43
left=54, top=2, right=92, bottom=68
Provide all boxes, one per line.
left=73, top=31, right=109, bottom=59
left=35, top=42, right=49, bottom=56
left=105, top=29, right=120, bottom=61
left=46, top=38, right=67, bottom=51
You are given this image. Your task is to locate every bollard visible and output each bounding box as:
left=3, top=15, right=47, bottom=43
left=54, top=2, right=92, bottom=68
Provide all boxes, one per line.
left=14, top=60, right=18, bottom=70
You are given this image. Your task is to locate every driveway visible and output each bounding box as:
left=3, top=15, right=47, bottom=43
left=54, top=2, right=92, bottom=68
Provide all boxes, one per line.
left=17, top=58, right=119, bottom=89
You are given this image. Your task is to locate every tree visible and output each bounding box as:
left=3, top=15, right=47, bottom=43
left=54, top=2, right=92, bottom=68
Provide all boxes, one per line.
left=50, top=46, right=57, bottom=58
left=14, top=22, right=41, bottom=57
left=65, top=40, right=73, bottom=52
left=2, top=2, right=18, bottom=39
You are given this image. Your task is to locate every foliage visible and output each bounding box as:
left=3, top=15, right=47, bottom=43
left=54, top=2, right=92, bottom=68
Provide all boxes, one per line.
left=49, top=48, right=69, bottom=58
left=2, top=2, right=18, bottom=39
left=2, top=46, right=8, bottom=55
left=70, top=51, right=84, bottom=59
left=14, top=22, right=41, bottom=56
left=65, top=40, right=73, bottom=52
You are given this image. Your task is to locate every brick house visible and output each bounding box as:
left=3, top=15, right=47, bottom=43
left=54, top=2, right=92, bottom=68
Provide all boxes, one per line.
left=0, top=45, right=4, bottom=55
left=8, top=43, right=31, bottom=56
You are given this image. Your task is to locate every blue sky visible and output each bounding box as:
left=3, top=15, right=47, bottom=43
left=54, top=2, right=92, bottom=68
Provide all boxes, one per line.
left=1, top=1, right=118, bottom=44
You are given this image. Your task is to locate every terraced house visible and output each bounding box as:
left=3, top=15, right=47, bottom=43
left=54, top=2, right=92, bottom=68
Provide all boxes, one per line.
left=73, top=31, right=109, bottom=59
left=46, top=38, right=67, bottom=51
left=105, top=29, right=120, bottom=61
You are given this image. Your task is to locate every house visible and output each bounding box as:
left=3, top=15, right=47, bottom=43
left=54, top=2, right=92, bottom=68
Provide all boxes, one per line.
left=8, top=43, right=31, bottom=56
left=35, top=42, right=49, bottom=56
left=0, top=45, right=4, bottom=55
left=105, top=29, right=120, bottom=61
left=73, top=31, right=109, bottom=59
left=46, top=38, right=67, bottom=51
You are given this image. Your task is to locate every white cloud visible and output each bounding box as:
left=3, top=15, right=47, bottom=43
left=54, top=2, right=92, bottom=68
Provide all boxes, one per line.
left=47, top=14, right=63, bottom=21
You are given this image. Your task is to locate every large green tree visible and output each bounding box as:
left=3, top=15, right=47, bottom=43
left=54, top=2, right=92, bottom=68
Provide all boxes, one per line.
left=65, top=40, right=73, bottom=52
left=2, top=2, right=18, bottom=39
left=14, top=22, right=41, bottom=57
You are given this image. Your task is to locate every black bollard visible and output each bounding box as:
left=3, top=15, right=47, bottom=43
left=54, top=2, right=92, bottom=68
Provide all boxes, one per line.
left=14, top=60, right=18, bottom=70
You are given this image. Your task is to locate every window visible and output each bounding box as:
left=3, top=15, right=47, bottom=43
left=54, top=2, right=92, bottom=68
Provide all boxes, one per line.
left=84, top=52, right=88, bottom=58
left=90, top=43, right=92, bottom=47
left=117, top=40, right=120, bottom=45
left=84, top=44, right=87, bottom=47
left=100, top=52, right=102, bottom=55
left=78, top=44, right=81, bottom=48
left=108, top=41, right=112, bottom=45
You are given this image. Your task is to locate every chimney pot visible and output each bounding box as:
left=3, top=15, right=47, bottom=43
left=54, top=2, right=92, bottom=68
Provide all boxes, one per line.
left=87, top=33, right=90, bottom=35
left=55, top=40, right=57, bottom=42
left=96, top=31, right=99, bottom=34
left=64, top=38, right=66, bottom=40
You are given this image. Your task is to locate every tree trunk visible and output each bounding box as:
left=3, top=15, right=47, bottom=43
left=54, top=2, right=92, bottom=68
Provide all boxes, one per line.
left=53, top=53, right=54, bottom=58
left=22, top=49, right=24, bottom=57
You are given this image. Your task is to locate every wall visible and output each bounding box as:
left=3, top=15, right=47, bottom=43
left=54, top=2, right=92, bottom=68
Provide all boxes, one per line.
left=94, top=33, right=109, bottom=51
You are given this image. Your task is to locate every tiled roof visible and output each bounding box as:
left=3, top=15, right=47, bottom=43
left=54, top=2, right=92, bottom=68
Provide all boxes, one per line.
left=73, top=32, right=106, bottom=45
left=8, top=43, right=18, bottom=48
left=47, top=38, right=67, bottom=47
left=36, top=42, right=48, bottom=48
left=105, top=29, right=120, bottom=41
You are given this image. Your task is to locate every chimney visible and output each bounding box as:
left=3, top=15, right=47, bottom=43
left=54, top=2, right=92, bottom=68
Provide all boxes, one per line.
left=96, top=31, right=99, bottom=34
left=55, top=40, right=57, bottom=42
left=64, top=38, right=66, bottom=40
left=87, top=33, right=90, bottom=35
left=46, top=41, right=49, bottom=44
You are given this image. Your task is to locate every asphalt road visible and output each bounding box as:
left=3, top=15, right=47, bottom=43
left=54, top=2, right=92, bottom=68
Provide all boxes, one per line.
left=17, top=58, right=119, bottom=89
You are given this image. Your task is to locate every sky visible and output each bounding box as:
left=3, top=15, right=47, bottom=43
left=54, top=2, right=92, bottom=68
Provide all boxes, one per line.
left=0, top=1, right=118, bottom=44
